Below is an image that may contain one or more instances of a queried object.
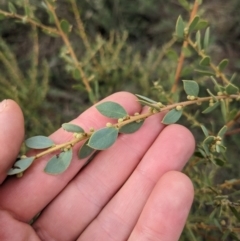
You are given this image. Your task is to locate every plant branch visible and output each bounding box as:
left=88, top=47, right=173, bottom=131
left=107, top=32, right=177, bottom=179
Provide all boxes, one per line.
left=46, top=2, right=93, bottom=95
left=187, top=38, right=231, bottom=85
left=226, top=111, right=240, bottom=129
left=0, top=9, right=59, bottom=35
left=171, top=0, right=199, bottom=93
left=69, top=0, right=91, bottom=52
left=26, top=94, right=240, bottom=162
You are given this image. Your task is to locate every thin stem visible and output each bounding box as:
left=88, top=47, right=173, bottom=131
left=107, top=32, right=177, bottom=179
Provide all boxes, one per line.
left=226, top=111, right=240, bottom=129
left=187, top=38, right=231, bottom=85
left=34, top=134, right=89, bottom=159
left=46, top=2, right=92, bottom=95
left=28, top=94, right=240, bottom=161
left=171, top=0, right=199, bottom=93
left=0, top=9, right=59, bottom=35
left=69, top=0, right=91, bottom=52
left=225, top=128, right=240, bottom=136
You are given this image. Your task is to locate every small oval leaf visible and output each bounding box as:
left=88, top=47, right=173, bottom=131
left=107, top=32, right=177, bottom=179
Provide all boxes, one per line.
left=8, top=2, right=17, bottom=14
left=178, top=0, right=190, bottom=11
left=188, top=16, right=200, bottom=33
left=217, top=125, right=227, bottom=138
left=199, top=56, right=211, bottom=66
left=214, top=158, right=225, bottom=167
left=200, top=124, right=209, bottom=137
left=175, top=15, right=185, bottom=39
left=202, top=102, right=219, bottom=114
left=203, top=136, right=215, bottom=145
left=78, top=141, right=95, bottom=159
left=88, top=127, right=118, bottom=150
left=162, top=109, right=183, bottom=125
left=195, top=69, right=215, bottom=76
left=62, top=123, right=84, bottom=133
left=44, top=149, right=73, bottom=174
left=60, top=19, right=71, bottom=34
left=135, top=94, right=157, bottom=104
left=166, top=49, right=179, bottom=61
left=182, top=80, right=199, bottom=96
left=225, top=83, right=239, bottom=95
left=25, top=136, right=55, bottom=149
left=119, top=121, right=144, bottom=134
left=193, top=20, right=208, bottom=31
left=218, top=59, right=229, bottom=72
left=196, top=31, right=201, bottom=50
left=96, top=101, right=127, bottom=119
left=203, top=27, right=210, bottom=51
left=8, top=157, right=35, bottom=175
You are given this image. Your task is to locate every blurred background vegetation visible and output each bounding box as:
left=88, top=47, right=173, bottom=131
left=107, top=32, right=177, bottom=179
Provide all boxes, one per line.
left=0, top=0, right=240, bottom=240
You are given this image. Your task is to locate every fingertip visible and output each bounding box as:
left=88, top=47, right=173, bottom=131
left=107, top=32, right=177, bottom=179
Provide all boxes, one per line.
left=0, top=99, right=24, bottom=183
left=163, top=124, right=196, bottom=159
left=161, top=170, right=194, bottom=201
left=129, top=171, right=194, bottom=241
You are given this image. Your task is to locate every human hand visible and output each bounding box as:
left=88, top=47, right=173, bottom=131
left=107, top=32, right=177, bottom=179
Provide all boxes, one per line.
left=0, top=92, right=195, bottom=241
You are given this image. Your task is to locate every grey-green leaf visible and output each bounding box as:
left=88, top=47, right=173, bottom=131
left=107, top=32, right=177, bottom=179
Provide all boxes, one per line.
left=162, top=109, right=183, bottom=125
left=62, top=123, right=84, bottom=133
left=178, top=0, right=190, bottom=11
left=217, top=125, right=227, bottom=138
left=135, top=94, right=157, bottom=104
left=188, top=16, right=200, bottom=33
left=214, top=158, right=225, bottom=167
left=137, top=100, right=160, bottom=110
left=203, top=136, right=215, bottom=145
left=175, top=15, right=185, bottom=39
left=8, top=2, right=17, bottom=14
left=203, top=27, right=210, bottom=51
left=202, top=102, right=219, bottom=114
left=225, top=83, right=239, bottom=95
left=195, top=69, right=215, bottom=76
left=96, top=101, right=127, bottom=119
left=78, top=141, right=95, bottom=159
left=8, top=157, right=35, bottom=175
left=25, top=136, right=55, bottom=149
left=196, top=31, right=201, bottom=50
left=207, top=89, right=218, bottom=101
left=60, top=19, right=71, bottom=34
left=88, top=127, right=118, bottom=150
left=166, top=49, right=179, bottom=61
left=44, top=149, right=73, bottom=174
left=119, top=121, right=144, bottom=134
left=193, top=20, right=208, bottom=31
left=218, top=59, right=229, bottom=72
left=200, top=124, right=209, bottom=137
left=199, top=56, right=211, bottom=66
left=182, top=80, right=199, bottom=96
left=216, top=144, right=226, bottom=153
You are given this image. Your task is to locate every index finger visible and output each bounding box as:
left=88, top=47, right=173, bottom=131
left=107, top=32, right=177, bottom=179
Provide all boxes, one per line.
left=0, top=99, right=24, bottom=184
left=0, top=92, right=142, bottom=222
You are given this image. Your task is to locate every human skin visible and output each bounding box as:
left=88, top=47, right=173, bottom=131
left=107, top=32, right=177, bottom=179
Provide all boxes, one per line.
left=0, top=92, right=195, bottom=241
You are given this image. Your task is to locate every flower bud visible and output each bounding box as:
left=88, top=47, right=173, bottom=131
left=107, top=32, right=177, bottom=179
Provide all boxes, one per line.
left=176, top=105, right=182, bottom=111
left=106, top=122, right=112, bottom=127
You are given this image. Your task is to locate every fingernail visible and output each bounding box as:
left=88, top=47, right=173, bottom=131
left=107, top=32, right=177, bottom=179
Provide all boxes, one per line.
left=0, top=99, right=8, bottom=112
